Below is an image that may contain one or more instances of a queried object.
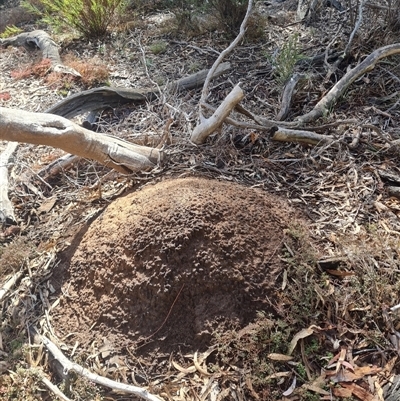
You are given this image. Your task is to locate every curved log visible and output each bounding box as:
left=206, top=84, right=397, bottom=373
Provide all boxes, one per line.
left=46, top=62, right=231, bottom=118
left=0, top=30, right=80, bottom=76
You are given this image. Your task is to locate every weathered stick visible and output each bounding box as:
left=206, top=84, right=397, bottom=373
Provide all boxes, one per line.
left=297, top=43, right=400, bottom=124
left=270, top=126, right=335, bottom=146
left=0, top=108, right=161, bottom=174
left=37, top=154, right=81, bottom=179
left=39, top=334, right=163, bottom=401
left=276, top=73, right=303, bottom=121
left=41, top=376, right=72, bottom=401
left=0, top=271, right=22, bottom=301
left=191, top=84, right=245, bottom=144
left=0, top=142, right=18, bottom=223
left=191, top=0, right=253, bottom=144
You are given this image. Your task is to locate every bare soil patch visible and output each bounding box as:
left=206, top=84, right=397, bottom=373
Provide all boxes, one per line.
left=51, top=176, right=305, bottom=357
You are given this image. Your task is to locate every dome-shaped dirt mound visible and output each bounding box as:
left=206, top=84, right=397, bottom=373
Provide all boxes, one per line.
left=52, top=177, right=306, bottom=354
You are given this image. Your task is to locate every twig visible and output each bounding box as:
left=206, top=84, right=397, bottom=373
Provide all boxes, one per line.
left=41, top=375, right=72, bottom=401
left=203, top=103, right=271, bottom=130
left=344, top=0, right=366, bottom=57
left=37, top=332, right=163, bottom=401
left=323, top=0, right=365, bottom=85
left=142, top=283, right=185, bottom=341
left=199, top=0, right=253, bottom=107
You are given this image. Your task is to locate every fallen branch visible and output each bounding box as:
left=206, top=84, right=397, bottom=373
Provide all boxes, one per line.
left=191, top=84, right=245, bottom=144
left=47, top=62, right=231, bottom=119
left=190, top=0, right=253, bottom=144
left=270, top=126, right=335, bottom=146
left=0, top=108, right=161, bottom=174
left=0, top=142, right=19, bottom=223
left=276, top=73, right=303, bottom=121
left=38, top=333, right=162, bottom=401
left=297, top=43, right=400, bottom=124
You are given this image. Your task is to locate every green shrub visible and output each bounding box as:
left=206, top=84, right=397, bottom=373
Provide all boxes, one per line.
left=271, top=33, right=304, bottom=85
left=0, top=25, right=23, bottom=39
left=22, top=0, right=127, bottom=38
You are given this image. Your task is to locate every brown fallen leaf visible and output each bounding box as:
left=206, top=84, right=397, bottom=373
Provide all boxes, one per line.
left=341, top=382, right=377, bottom=401
left=37, top=196, right=57, bottom=214
left=328, top=365, right=382, bottom=383
left=172, top=360, right=196, bottom=375
left=326, top=269, right=355, bottom=277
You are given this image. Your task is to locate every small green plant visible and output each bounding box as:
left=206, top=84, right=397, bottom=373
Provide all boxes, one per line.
left=0, top=25, right=23, bottom=39
left=296, top=363, right=307, bottom=381
left=149, top=41, right=167, bottom=55
left=271, top=33, right=304, bottom=85
left=22, top=0, right=127, bottom=38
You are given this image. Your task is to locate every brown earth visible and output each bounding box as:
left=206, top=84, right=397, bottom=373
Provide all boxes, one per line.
left=50, top=176, right=307, bottom=357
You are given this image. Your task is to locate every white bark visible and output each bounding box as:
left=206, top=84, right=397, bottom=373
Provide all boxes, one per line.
left=190, top=0, right=253, bottom=144
left=0, top=142, right=18, bottom=223
left=191, top=84, right=245, bottom=144
left=40, top=334, right=163, bottom=401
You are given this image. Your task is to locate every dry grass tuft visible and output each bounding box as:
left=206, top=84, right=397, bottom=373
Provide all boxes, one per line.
left=63, top=54, right=110, bottom=87
left=0, top=238, right=34, bottom=275
left=10, top=58, right=52, bottom=80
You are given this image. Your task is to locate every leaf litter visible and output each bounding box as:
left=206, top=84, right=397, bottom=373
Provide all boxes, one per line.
left=2, top=0, right=400, bottom=400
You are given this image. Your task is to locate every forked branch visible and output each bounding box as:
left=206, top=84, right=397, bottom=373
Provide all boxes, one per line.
left=297, top=43, right=400, bottom=124
left=190, top=0, right=253, bottom=144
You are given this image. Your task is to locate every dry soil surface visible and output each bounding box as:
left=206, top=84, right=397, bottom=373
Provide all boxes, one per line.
left=50, top=176, right=306, bottom=358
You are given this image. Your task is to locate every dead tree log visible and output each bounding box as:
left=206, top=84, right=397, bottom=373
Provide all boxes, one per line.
left=0, top=30, right=80, bottom=76
left=0, top=108, right=161, bottom=174
left=47, top=62, right=231, bottom=118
